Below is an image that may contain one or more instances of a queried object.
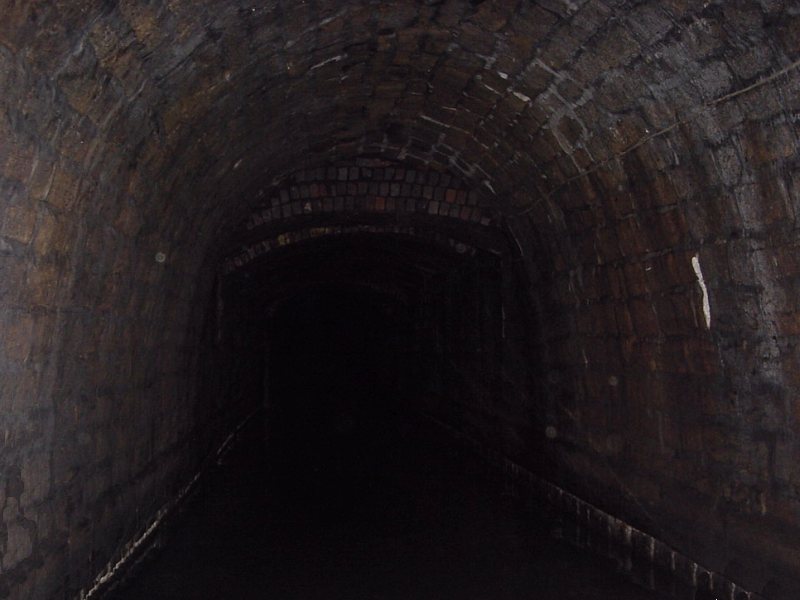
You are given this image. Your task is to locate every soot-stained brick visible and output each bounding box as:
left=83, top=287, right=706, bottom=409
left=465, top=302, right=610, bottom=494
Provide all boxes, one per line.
left=1, top=1, right=800, bottom=598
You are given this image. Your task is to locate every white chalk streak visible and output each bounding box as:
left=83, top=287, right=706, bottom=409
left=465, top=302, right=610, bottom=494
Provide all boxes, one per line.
left=310, top=54, right=343, bottom=71
left=512, top=91, right=531, bottom=103
left=691, top=254, right=711, bottom=329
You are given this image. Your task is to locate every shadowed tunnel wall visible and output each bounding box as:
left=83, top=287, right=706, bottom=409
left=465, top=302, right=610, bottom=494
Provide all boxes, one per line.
left=0, top=1, right=799, bottom=598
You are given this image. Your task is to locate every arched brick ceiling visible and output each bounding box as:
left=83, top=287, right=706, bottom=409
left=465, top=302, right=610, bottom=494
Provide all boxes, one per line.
left=5, top=0, right=797, bottom=272
left=1, top=2, right=795, bottom=332
left=220, top=160, right=507, bottom=275
left=6, top=3, right=788, bottom=299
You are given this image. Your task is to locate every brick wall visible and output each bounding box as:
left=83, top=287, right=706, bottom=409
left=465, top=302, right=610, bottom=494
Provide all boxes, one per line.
left=0, top=1, right=799, bottom=598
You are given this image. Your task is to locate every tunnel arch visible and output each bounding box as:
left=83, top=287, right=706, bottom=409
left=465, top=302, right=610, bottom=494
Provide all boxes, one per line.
left=1, top=1, right=799, bottom=598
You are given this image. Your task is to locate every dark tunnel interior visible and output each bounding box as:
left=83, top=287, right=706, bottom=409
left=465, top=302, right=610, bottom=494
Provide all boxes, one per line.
left=267, top=285, right=418, bottom=469
left=2, top=1, right=800, bottom=599
left=105, top=275, right=676, bottom=600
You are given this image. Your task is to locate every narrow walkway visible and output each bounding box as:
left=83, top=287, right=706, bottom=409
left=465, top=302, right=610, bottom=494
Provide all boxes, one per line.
left=108, top=408, right=670, bottom=600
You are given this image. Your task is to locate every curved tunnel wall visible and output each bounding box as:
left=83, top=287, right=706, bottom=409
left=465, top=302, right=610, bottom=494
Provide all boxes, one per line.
left=0, top=1, right=799, bottom=597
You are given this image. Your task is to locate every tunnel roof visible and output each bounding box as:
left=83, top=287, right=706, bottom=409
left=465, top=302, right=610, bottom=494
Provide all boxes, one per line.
left=3, top=0, right=797, bottom=281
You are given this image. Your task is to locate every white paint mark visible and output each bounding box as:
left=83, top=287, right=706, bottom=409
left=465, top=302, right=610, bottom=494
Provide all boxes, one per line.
left=419, top=114, right=450, bottom=128
left=512, top=90, right=531, bottom=103
left=497, top=71, right=509, bottom=80
left=513, top=233, right=524, bottom=257
left=691, top=254, right=711, bottom=329
left=310, top=54, right=343, bottom=71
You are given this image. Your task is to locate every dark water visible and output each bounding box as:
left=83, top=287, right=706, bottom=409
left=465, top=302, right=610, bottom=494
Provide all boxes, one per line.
left=108, top=407, right=670, bottom=600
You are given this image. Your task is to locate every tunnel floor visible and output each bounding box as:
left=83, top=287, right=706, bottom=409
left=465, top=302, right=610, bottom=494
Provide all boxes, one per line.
left=107, top=407, right=670, bottom=600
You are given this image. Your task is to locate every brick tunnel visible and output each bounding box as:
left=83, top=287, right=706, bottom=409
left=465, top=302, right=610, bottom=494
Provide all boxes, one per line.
left=1, top=1, right=800, bottom=598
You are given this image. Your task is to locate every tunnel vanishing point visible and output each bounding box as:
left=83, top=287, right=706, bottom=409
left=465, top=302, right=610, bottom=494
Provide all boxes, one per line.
left=1, top=0, right=800, bottom=598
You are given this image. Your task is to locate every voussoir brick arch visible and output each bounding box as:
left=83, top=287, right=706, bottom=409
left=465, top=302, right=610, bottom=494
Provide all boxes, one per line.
left=221, top=161, right=509, bottom=275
